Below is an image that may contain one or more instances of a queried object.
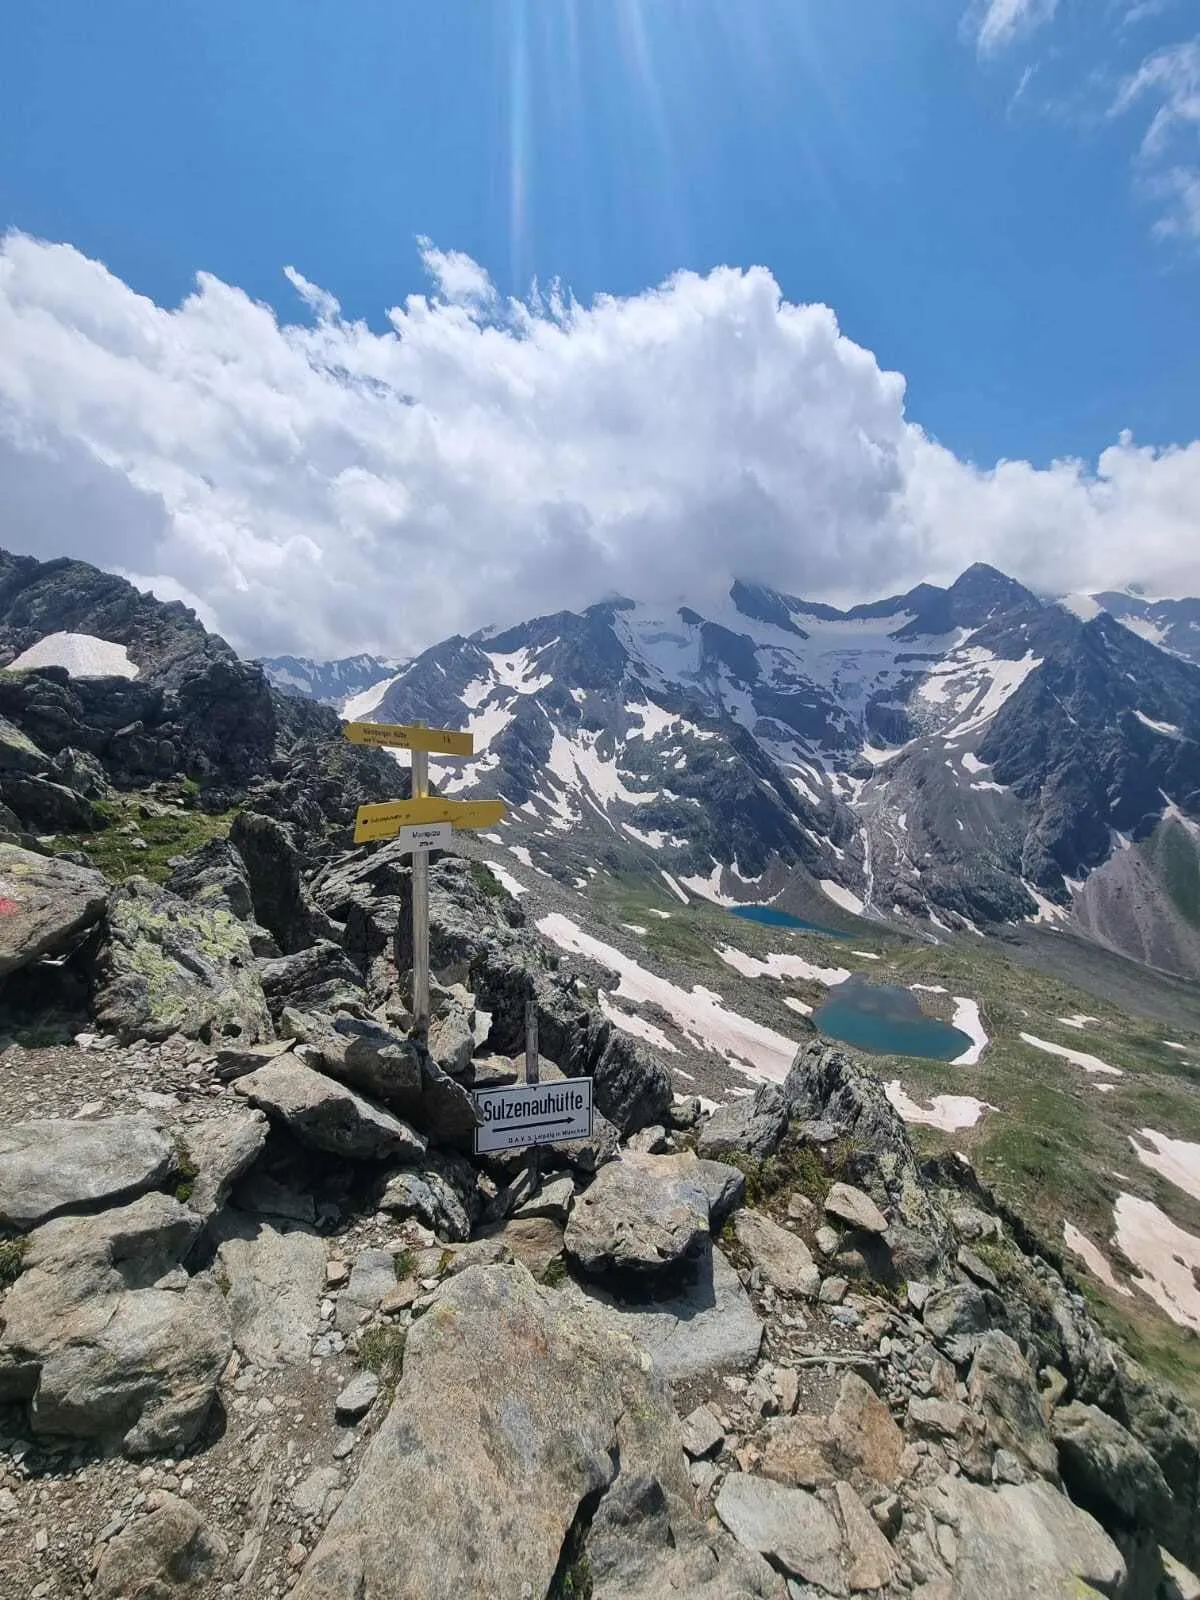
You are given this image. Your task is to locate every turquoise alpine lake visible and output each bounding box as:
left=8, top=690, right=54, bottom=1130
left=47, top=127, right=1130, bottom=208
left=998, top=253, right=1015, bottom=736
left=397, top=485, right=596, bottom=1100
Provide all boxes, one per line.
left=730, top=905, right=848, bottom=938
left=814, top=976, right=972, bottom=1062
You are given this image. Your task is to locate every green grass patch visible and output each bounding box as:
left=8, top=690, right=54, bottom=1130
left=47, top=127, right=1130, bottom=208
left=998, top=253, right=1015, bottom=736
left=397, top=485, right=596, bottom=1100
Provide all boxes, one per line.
left=172, top=1135, right=198, bottom=1205
left=0, top=1235, right=29, bottom=1290
left=44, top=793, right=237, bottom=886
left=357, top=1325, right=407, bottom=1383
left=393, top=1249, right=416, bottom=1281
left=468, top=859, right=505, bottom=900
left=540, top=1255, right=568, bottom=1288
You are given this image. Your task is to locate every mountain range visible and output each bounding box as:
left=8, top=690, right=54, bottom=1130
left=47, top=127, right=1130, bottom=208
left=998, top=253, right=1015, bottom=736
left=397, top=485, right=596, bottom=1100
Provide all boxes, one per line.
left=278, top=565, right=1200, bottom=981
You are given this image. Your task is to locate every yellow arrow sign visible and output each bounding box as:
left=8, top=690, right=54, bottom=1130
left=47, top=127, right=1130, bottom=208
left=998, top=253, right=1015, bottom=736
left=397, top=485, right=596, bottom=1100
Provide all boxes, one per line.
left=344, top=721, right=474, bottom=757
left=354, top=796, right=508, bottom=845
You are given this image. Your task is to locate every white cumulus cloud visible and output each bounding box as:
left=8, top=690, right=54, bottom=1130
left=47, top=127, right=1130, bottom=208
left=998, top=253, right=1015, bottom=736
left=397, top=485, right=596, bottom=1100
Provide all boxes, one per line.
left=0, top=230, right=1198, bottom=658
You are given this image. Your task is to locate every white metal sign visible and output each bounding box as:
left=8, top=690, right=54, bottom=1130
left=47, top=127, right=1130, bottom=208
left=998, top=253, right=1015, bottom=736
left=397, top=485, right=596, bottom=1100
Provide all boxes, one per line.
left=473, top=1078, right=594, bottom=1154
left=396, top=822, right=452, bottom=855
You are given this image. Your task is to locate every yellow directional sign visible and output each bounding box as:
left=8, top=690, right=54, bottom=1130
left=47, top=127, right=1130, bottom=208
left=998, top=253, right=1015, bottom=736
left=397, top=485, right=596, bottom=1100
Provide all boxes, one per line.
left=344, top=721, right=474, bottom=757
left=354, top=795, right=508, bottom=845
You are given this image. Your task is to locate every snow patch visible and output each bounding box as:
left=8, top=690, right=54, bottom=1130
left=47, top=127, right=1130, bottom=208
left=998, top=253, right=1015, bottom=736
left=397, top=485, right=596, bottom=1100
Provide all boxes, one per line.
left=716, top=945, right=852, bottom=987
left=510, top=846, right=534, bottom=869
left=341, top=672, right=402, bottom=720
left=680, top=865, right=737, bottom=907
left=1058, top=1014, right=1099, bottom=1029
left=536, top=914, right=799, bottom=1081
left=911, top=983, right=948, bottom=994
left=1130, top=1129, right=1200, bottom=1204
left=1062, top=1222, right=1131, bottom=1297
left=8, top=631, right=138, bottom=679
left=783, top=997, right=813, bottom=1017
left=950, top=999, right=988, bottom=1066
left=1133, top=710, right=1182, bottom=738
left=819, top=880, right=865, bottom=917
left=486, top=648, right=552, bottom=695
left=620, top=923, right=648, bottom=936
left=886, top=1082, right=993, bottom=1132
left=1019, top=1033, right=1123, bottom=1078
left=1113, top=1193, right=1200, bottom=1331
left=599, top=992, right=678, bottom=1053
left=483, top=861, right=526, bottom=899
left=659, top=871, right=689, bottom=905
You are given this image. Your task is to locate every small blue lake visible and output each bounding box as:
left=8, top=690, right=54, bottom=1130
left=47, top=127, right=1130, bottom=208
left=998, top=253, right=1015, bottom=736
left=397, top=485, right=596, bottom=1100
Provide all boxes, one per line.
left=814, top=976, right=971, bottom=1062
left=730, top=905, right=848, bottom=938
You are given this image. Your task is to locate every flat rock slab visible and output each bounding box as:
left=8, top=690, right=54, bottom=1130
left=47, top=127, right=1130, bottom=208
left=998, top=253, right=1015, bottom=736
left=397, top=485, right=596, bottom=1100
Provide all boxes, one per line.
left=0, top=843, right=108, bottom=978
left=0, top=1117, right=174, bottom=1231
left=564, top=1240, right=763, bottom=1382
left=936, top=1476, right=1126, bottom=1598
left=294, top=1264, right=778, bottom=1600
left=733, top=1210, right=821, bottom=1300
left=564, top=1151, right=709, bottom=1275
left=215, top=1218, right=327, bottom=1367
left=824, top=1183, right=889, bottom=1235
left=234, top=1056, right=427, bottom=1162
left=182, top=1112, right=269, bottom=1227
left=715, top=1474, right=846, bottom=1594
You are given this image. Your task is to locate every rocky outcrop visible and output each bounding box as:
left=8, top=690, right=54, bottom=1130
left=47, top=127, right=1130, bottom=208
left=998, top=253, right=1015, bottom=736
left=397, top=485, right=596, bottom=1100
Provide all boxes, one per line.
left=294, top=1264, right=780, bottom=1600
left=92, top=877, right=273, bottom=1044
left=0, top=1117, right=175, bottom=1230
left=233, top=1056, right=427, bottom=1162
left=0, top=842, right=108, bottom=977
left=698, top=1083, right=788, bottom=1162
left=564, top=1150, right=709, bottom=1275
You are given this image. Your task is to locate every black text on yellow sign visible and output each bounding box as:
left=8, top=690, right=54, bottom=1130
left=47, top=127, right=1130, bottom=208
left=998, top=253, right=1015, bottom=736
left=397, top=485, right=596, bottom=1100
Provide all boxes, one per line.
left=343, top=721, right=474, bottom=757
left=353, top=796, right=508, bottom=845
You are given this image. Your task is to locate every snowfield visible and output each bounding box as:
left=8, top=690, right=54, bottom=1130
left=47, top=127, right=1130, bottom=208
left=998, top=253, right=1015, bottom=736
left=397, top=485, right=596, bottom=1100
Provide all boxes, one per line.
left=1019, top=1033, right=1124, bottom=1078
left=536, top=914, right=799, bottom=1081
left=8, top=631, right=138, bottom=679
left=1113, top=1194, right=1200, bottom=1331
left=483, top=861, right=526, bottom=899
left=819, top=880, right=865, bottom=916
left=885, top=1082, right=992, bottom=1132
left=1130, top=1129, right=1200, bottom=1204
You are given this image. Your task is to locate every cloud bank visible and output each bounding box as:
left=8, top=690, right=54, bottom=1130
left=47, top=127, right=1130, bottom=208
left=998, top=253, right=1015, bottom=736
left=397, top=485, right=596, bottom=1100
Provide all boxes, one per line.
left=0, top=231, right=1198, bottom=658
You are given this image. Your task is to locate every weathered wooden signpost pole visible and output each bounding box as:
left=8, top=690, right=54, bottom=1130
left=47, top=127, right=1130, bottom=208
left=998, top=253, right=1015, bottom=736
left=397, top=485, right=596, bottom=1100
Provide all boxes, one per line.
left=409, top=737, right=432, bottom=1035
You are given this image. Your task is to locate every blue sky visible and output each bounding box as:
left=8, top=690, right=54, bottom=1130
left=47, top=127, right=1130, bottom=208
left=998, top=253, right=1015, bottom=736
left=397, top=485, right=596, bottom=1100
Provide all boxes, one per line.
left=0, top=1, right=1197, bottom=654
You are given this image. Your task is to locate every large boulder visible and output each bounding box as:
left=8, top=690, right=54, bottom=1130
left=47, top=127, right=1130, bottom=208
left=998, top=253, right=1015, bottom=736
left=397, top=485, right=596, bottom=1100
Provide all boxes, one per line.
left=1052, top=1400, right=1175, bottom=1539
left=715, top=1473, right=895, bottom=1594
left=1, top=773, right=102, bottom=831
left=230, top=810, right=326, bottom=954
left=233, top=1056, right=426, bottom=1162
left=0, top=1193, right=230, bottom=1454
left=92, top=877, right=273, bottom=1044
left=0, top=1117, right=174, bottom=1231
left=181, top=1111, right=269, bottom=1229
left=258, top=940, right=366, bottom=1018
left=378, top=1151, right=481, bottom=1243
left=564, top=1151, right=709, bottom=1275
left=293, top=1265, right=780, bottom=1600
left=305, top=1014, right=479, bottom=1149
left=933, top=1475, right=1126, bottom=1598
left=697, top=1084, right=788, bottom=1162
left=0, top=842, right=108, bottom=977
left=732, top=1210, right=820, bottom=1300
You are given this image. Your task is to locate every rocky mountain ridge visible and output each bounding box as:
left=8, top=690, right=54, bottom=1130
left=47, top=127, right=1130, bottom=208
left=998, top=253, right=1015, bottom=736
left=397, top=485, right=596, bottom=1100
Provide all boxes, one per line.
left=314, top=562, right=1200, bottom=979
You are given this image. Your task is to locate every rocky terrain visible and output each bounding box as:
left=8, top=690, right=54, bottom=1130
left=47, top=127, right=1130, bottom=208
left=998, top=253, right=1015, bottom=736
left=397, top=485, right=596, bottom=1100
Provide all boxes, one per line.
left=1, top=546, right=1199, bottom=1598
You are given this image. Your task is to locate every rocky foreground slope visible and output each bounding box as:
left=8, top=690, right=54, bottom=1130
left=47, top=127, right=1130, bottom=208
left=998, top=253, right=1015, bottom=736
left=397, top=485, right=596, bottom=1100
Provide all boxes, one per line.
left=1, top=827, right=1200, bottom=1599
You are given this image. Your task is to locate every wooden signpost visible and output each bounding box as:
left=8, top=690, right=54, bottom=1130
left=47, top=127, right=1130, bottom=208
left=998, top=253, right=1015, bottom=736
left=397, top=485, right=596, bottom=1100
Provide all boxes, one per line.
left=344, top=719, right=507, bottom=1035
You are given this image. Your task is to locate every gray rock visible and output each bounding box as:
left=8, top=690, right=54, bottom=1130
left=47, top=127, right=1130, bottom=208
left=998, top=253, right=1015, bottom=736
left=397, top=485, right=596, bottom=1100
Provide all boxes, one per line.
left=959, top=1245, right=1001, bottom=1293
left=512, top=1174, right=576, bottom=1224
left=563, top=1240, right=762, bottom=1382
left=258, top=940, right=366, bottom=1018
left=733, top=1210, right=821, bottom=1300
left=627, top=1123, right=668, bottom=1154
left=181, top=1111, right=268, bottom=1228
left=823, top=1182, right=888, bottom=1235
left=378, top=1160, right=474, bottom=1242
left=214, top=1218, right=326, bottom=1366
left=292, top=1464, right=344, bottom=1521
left=427, top=993, right=475, bottom=1078
left=698, top=1084, right=788, bottom=1161
left=212, top=1038, right=294, bottom=1082
left=312, top=1015, right=480, bottom=1150
left=680, top=1404, right=725, bottom=1459
left=967, top=1331, right=1058, bottom=1481
left=937, top=1475, right=1125, bottom=1598
left=0, top=842, right=108, bottom=977
left=564, top=1151, right=709, bottom=1275
left=230, top=810, right=323, bottom=954
left=715, top=1474, right=845, bottom=1592
left=94, top=1492, right=227, bottom=1599
left=334, top=1371, right=380, bottom=1422
left=234, top=1056, right=426, bottom=1161
left=831, top=1480, right=897, bottom=1592
left=1052, top=1400, right=1174, bottom=1535
left=923, top=1282, right=992, bottom=1361
left=232, top=1171, right=316, bottom=1224
left=165, top=835, right=255, bottom=923
left=93, top=876, right=273, bottom=1045
left=667, top=1095, right=702, bottom=1129
left=0, top=1194, right=230, bottom=1454
left=0, top=1117, right=174, bottom=1231
left=336, top=1249, right=398, bottom=1333
left=818, top=1276, right=848, bottom=1306
left=293, top=1265, right=778, bottom=1600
